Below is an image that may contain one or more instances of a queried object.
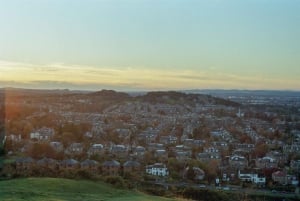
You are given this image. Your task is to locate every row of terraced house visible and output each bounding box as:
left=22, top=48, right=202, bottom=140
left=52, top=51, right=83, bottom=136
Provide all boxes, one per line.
left=14, top=157, right=169, bottom=177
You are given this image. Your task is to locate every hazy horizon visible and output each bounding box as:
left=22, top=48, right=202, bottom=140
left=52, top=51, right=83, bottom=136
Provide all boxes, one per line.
left=1, top=0, right=299, bottom=91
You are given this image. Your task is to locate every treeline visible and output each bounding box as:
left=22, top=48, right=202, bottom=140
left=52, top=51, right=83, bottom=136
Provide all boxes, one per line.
left=140, top=185, right=300, bottom=201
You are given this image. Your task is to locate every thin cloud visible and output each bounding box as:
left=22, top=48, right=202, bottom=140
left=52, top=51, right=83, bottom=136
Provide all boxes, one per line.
left=0, top=60, right=299, bottom=91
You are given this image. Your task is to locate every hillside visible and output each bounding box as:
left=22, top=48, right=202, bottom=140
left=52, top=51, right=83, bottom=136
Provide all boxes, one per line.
left=0, top=178, right=178, bottom=201
left=136, top=91, right=239, bottom=106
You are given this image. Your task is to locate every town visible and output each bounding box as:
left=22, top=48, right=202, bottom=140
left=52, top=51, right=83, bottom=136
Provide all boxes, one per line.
left=1, top=88, right=300, bottom=198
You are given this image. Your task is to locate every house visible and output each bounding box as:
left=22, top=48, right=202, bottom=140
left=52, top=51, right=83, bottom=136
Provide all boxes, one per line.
left=212, top=141, right=228, bottom=150
left=229, top=155, right=248, bottom=170
left=147, top=143, right=164, bottom=152
left=111, top=144, right=128, bottom=157
left=138, top=127, right=159, bottom=144
left=7, top=134, right=22, bottom=142
left=192, top=140, right=206, bottom=147
left=176, top=151, right=191, bottom=161
left=283, top=143, right=300, bottom=154
left=60, top=159, right=79, bottom=169
left=154, top=149, right=168, bottom=160
left=115, top=128, right=131, bottom=138
left=272, top=170, right=299, bottom=186
left=255, top=157, right=278, bottom=169
left=175, top=145, right=192, bottom=153
left=37, top=157, right=57, bottom=169
left=210, top=130, right=223, bottom=137
left=123, top=160, right=141, bottom=174
left=204, top=147, right=220, bottom=154
left=87, top=144, right=104, bottom=157
left=234, top=143, right=255, bottom=153
left=272, top=170, right=288, bottom=185
left=146, top=163, right=169, bottom=177
left=80, top=159, right=99, bottom=172
left=197, top=146, right=221, bottom=163
left=30, top=127, right=55, bottom=141
left=160, top=135, right=178, bottom=145
left=65, top=143, right=84, bottom=155
left=49, top=141, right=64, bottom=152
left=133, top=146, right=146, bottom=157
left=193, top=167, right=205, bottom=181
left=183, top=167, right=205, bottom=181
left=266, top=151, right=287, bottom=165
left=183, top=139, right=205, bottom=148
left=221, top=168, right=237, bottom=181
left=238, top=170, right=266, bottom=186
left=290, top=160, right=300, bottom=172
left=15, top=157, right=35, bottom=171
left=197, top=152, right=221, bottom=163
left=102, top=160, right=121, bottom=176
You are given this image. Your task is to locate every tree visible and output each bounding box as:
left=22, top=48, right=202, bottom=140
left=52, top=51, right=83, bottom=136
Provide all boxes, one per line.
left=186, top=166, right=196, bottom=181
left=203, top=160, right=219, bottom=183
left=168, top=157, right=184, bottom=180
left=254, top=143, right=269, bottom=158
left=61, top=132, right=76, bottom=147
left=28, top=142, right=56, bottom=159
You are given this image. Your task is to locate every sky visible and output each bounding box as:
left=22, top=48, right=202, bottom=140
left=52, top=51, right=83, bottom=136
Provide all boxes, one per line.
left=0, top=0, right=299, bottom=91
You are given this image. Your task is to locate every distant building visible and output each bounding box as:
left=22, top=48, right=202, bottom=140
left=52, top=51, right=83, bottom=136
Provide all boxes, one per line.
left=123, top=160, right=141, bottom=174
left=154, top=149, right=168, bottom=160
left=256, top=156, right=278, bottom=169
left=102, top=160, right=121, bottom=176
left=176, top=151, right=191, bottom=161
left=80, top=159, right=99, bottom=172
left=37, top=157, right=57, bottom=169
left=160, top=135, right=178, bottom=145
left=290, top=160, right=300, bottom=172
left=234, top=143, right=255, bottom=153
left=65, top=143, right=84, bottom=155
left=238, top=170, right=266, bottom=186
left=183, top=139, right=205, bottom=148
left=87, top=144, right=104, bottom=157
left=49, top=141, right=64, bottom=152
left=197, top=152, right=221, bottom=164
left=229, top=155, right=248, bottom=170
left=133, top=146, right=146, bottom=157
left=236, top=108, right=244, bottom=118
left=146, top=163, right=169, bottom=177
left=110, top=144, right=128, bottom=158
left=272, top=170, right=299, bottom=186
left=15, top=157, right=35, bottom=171
left=147, top=143, right=165, bottom=152
left=60, top=159, right=79, bottom=169
left=7, top=134, right=22, bottom=142
left=183, top=167, right=205, bottom=181
left=30, top=127, right=54, bottom=141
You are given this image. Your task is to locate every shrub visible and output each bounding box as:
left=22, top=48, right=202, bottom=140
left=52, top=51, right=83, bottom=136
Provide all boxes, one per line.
left=104, top=176, right=125, bottom=188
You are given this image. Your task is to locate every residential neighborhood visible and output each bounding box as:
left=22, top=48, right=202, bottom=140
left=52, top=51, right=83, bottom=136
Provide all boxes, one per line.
left=1, top=89, right=300, bottom=195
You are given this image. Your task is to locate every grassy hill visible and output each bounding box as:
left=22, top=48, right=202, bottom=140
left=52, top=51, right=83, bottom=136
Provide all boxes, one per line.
left=0, top=178, right=179, bottom=201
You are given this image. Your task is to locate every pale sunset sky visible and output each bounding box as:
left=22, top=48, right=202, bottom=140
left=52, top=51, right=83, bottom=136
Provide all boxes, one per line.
left=0, top=0, right=299, bottom=91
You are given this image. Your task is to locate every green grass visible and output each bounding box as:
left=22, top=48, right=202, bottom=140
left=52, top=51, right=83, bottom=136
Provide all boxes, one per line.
left=0, top=178, right=178, bottom=201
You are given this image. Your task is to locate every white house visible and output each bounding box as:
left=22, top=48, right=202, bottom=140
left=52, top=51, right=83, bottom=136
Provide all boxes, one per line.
left=238, top=170, right=266, bottom=186
left=146, top=163, right=169, bottom=177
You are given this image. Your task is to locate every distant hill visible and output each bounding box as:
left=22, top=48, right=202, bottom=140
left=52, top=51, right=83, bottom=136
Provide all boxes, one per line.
left=186, top=89, right=300, bottom=97
left=136, top=91, right=240, bottom=107
left=88, top=89, right=131, bottom=100
left=1, top=88, right=240, bottom=107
